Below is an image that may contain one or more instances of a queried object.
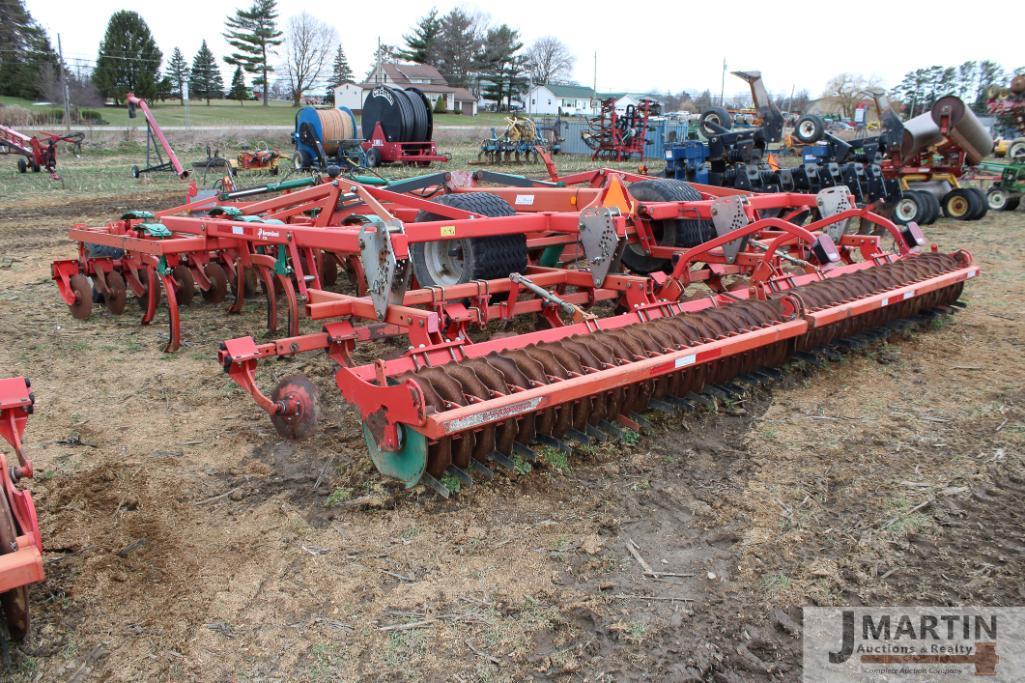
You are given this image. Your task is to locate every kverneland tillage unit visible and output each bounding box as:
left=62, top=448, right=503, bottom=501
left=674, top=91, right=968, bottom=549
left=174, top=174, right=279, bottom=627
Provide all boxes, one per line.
left=0, top=377, right=44, bottom=644
left=0, top=124, right=83, bottom=180
left=204, top=173, right=978, bottom=497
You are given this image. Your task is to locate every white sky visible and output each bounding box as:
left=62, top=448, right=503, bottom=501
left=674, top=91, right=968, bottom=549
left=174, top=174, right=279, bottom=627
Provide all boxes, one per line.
left=27, top=0, right=1024, bottom=97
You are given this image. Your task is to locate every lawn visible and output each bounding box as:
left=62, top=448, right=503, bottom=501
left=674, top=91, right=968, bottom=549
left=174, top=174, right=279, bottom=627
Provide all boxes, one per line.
left=2, top=95, right=520, bottom=129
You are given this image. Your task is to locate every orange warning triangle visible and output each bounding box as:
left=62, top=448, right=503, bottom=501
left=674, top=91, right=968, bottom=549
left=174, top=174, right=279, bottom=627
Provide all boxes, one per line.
left=601, top=174, right=633, bottom=214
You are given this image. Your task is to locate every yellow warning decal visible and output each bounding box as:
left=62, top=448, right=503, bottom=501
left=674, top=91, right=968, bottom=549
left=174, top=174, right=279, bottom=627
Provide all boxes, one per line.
left=440, top=225, right=456, bottom=237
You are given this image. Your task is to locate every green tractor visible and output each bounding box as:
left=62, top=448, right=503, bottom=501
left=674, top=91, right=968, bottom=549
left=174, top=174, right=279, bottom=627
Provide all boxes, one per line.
left=978, top=160, right=1025, bottom=211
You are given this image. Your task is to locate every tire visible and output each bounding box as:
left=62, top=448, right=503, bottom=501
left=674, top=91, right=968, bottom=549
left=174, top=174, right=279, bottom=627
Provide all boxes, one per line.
left=941, top=189, right=977, bottom=221
left=17, top=157, right=27, bottom=173
left=965, top=187, right=988, bottom=219
left=1008, top=139, right=1025, bottom=161
left=892, top=192, right=926, bottom=225
left=365, top=147, right=381, bottom=168
left=1006, top=195, right=1021, bottom=211
left=31, top=161, right=40, bottom=173
left=987, top=187, right=1010, bottom=211
left=912, top=190, right=940, bottom=225
left=130, top=164, right=140, bottom=178
left=795, top=115, right=825, bottom=144
left=623, top=179, right=714, bottom=274
left=410, top=192, right=526, bottom=287
left=699, top=107, right=732, bottom=138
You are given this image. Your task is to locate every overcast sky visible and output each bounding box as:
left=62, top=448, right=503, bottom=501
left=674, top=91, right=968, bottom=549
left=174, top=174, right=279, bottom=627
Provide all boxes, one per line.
left=26, top=0, right=1023, bottom=97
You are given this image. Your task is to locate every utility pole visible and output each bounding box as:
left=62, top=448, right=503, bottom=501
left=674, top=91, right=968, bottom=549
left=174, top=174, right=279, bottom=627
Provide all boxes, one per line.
left=720, top=58, right=726, bottom=106
left=592, top=51, right=597, bottom=114
left=57, top=34, right=71, bottom=131
left=786, top=84, right=795, bottom=113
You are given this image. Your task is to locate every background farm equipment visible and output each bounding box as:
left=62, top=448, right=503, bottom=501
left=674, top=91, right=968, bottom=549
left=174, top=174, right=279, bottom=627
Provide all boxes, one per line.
left=0, top=125, right=83, bottom=180
left=477, top=116, right=548, bottom=164
left=212, top=170, right=977, bottom=497
left=0, top=377, right=44, bottom=646
left=987, top=75, right=1025, bottom=161
left=583, top=98, right=658, bottom=161
left=234, top=142, right=281, bottom=174
left=127, top=93, right=189, bottom=180
left=664, top=73, right=901, bottom=207
left=971, top=160, right=1025, bottom=211
left=293, top=86, right=449, bottom=172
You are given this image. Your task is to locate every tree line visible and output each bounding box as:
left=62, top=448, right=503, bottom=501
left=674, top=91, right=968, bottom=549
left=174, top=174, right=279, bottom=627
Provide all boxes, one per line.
left=890, top=62, right=1024, bottom=115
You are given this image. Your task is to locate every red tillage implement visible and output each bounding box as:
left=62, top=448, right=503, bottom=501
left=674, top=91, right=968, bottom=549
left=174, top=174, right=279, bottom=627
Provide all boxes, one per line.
left=195, top=172, right=978, bottom=497
left=0, top=124, right=83, bottom=180
left=0, top=378, right=44, bottom=642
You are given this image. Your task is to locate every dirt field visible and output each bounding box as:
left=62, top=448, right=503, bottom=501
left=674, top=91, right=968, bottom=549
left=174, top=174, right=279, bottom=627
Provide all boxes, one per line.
left=0, top=158, right=1023, bottom=681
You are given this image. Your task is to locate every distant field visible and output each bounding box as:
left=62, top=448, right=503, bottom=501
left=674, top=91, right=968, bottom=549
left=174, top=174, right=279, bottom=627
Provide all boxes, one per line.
left=2, top=95, right=520, bottom=129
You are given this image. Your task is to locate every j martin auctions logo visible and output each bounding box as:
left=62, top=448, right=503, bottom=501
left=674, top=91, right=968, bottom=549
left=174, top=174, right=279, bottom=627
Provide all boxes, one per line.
left=804, top=607, right=1025, bottom=682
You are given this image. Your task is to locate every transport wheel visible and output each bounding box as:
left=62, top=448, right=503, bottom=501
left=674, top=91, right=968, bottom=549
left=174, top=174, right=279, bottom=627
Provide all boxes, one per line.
left=365, top=147, right=381, bottom=168
left=1008, top=139, right=1025, bottom=161
left=1005, top=195, right=1021, bottom=211
left=31, top=161, right=40, bottom=173
left=270, top=374, right=320, bottom=440
left=914, top=190, right=940, bottom=225
left=130, top=165, right=140, bottom=178
left=173, top=265, right=195, bottom=305
left=622, top=179, right=714, bottom=274
left=794, top=115, right=825, bottom=144
left=941, top=189, right=977, bottom=220
left=202, top=262, right=228, bottom=303
left=69, top=274, right=92, bottom=320
left=0, top=494, right=29, bottom=642
left=105, top=270, right=127, bottom=315
left=16, top=158, right=27, bottom=174
left=965, top=187, right=988, bottom=219
left=698, top=107, right=732, bottom=137
left=987, top=187, right=1010, bottom=211
left=891, top=192, right=925, bottom=225
left=410, top=192, right=526, bottom=288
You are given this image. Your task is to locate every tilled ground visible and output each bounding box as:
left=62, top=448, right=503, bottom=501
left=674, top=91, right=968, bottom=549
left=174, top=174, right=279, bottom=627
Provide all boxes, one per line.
left=0, top=182, right=1022, bottom=681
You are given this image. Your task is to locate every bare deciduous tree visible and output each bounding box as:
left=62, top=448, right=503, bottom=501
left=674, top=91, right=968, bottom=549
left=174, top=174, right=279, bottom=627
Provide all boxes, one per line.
left=823, top=73, right=880, bottom=118
left=281, top=12, right=337, bottom=106
left=525, top=37, right=574, bottom=86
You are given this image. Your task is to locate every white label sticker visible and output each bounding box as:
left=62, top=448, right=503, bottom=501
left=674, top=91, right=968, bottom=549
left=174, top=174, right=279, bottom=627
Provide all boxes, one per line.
left=967, top=270, right=976, bottom=279
left=881, top=297, right=889, bottom=307
left=675, top=354, right=696, bottom=368
left=903, top=290, right=914, bottom=300
left=514, top=194, right=535, bottom=206
left=232, top=226, right=244, bottom=235
left=445, top=397, right=543, bottom=434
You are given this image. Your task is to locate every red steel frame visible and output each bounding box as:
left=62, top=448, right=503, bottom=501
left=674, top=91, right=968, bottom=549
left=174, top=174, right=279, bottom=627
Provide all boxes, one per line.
left=126, top=92, right=189, bottom=180
left=0, top=378, right=44, bottom=596
left=0, top=124, right=83, bottom=179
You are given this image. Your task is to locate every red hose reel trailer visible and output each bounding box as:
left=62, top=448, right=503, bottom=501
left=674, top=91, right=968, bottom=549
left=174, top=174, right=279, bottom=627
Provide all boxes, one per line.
left=0, top=377, right=44, bottom=644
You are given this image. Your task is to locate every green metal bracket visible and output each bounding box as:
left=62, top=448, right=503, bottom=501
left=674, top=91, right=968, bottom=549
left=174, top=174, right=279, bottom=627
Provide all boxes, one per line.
left=209, top=206, right=243, bottom=218
left=539, top=244, right=566, bottom=267
left=274, top=245, right=291, bottom=276
left=139, top=223, right=172, bottom=238
left=362, top=424, right=427, bottom=488
left=157, top=256, right=170, bottom=276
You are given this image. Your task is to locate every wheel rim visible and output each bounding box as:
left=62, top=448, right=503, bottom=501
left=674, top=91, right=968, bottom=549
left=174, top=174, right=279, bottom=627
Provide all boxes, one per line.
left=948, top=196, right=969, bottom=217
left=422, top=240, right=466, bottom=286
left=895, top=198, right=917, bottom=222
left=988, top=190, right=1007, bottom=210
left=799, top=120, right=816, bottom=139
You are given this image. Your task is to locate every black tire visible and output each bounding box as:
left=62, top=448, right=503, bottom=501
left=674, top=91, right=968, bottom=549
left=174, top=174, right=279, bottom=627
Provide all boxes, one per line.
left=291, top=151, right=306, bottom=171
left=913, top=190, right=940, bottom=225
left=623, top=179, right=714, bottom=274
left=130, top=164, right=140, bottom=178
left=965, top=187, right=988, bottom=219
left=698, top=107, right=732, bottom=138
left=17, top=157, right=27, bottom=174
left=365, top=147, right=381, bottom=168
left=1008, top=139, right=1025, bottom=161
left=410, top=192, right=526, bottom=288
left=31, top=161, right=40, bottom=173
left=794, top=115, right=825, bottom=144
left=1006, top=195, right=1021, bottom=211
left=892, top=192, right=926, bottom=226
left=987, top=187, right=1010, bottom=211
left=941, top=189, right=977, bottom=221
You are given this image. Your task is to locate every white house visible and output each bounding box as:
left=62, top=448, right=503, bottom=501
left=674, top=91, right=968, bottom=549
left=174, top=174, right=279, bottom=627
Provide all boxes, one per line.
left=334, top=63, right=477, bottom=115
left=526, top=84, right=596, bottom=116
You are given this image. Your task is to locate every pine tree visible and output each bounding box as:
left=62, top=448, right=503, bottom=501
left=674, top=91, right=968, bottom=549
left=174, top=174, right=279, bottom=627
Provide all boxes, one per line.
left=398, top=9, right=443, bottom=65
left=224, top=0, right=283, bottom=106
left=477, top=25, right=528, bottom=110
left=325, top=45, right=354, bottom=102
left=0, top=0, right=59, bottom=99
left=92, top=11, right=163, bottom=104
left=189, top=40, right=224, bottom=105
left=228, top=66, right=249, bottom=103
left=167, top=48, right=189, bottom=105
left=434, top=9, right=484, bottom=89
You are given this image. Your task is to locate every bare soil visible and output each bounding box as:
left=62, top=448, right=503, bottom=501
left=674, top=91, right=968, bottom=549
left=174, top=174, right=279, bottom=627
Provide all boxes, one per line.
left=0, top=186, right=1022, bottom=682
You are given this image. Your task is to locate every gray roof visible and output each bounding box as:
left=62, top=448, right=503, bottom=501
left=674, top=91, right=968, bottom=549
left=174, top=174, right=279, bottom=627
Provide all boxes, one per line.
left=537, top=84, right=596, bottom=99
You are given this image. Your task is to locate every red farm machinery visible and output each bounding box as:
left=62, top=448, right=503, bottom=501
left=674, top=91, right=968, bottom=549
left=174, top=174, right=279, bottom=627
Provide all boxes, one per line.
left=0, top=377, right=44, bottom=645
left=0, top=125, right=83, bottom=180
left=49, top=164, right=978, bottom=496
left=583, top=98, right=658, bottom=161
left=126, top=93, right=190, bottom=180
